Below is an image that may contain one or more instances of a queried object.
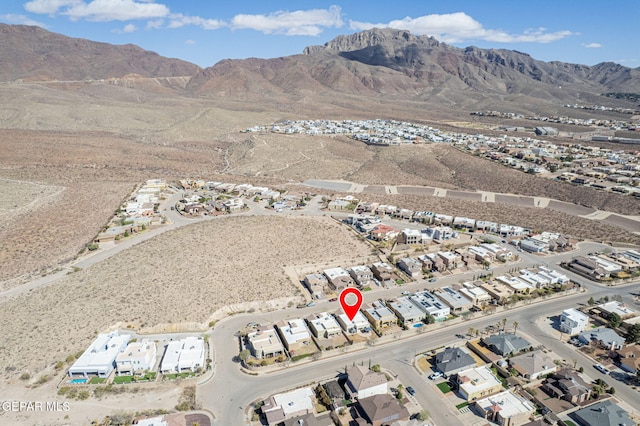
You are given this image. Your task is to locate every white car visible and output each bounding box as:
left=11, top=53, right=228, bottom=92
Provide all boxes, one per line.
left=428, top=372, right=443, bottom=380
left=593, top=363, right=609, bottom=374
left=401, top=291, right=411, bottom=295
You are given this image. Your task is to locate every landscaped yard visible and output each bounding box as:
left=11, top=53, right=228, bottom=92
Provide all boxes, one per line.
left=113, top=372, right=157, bottom=384
left=113, top=375, right=134, bottom=384
left=436, top=382, right=452, bottom=394
left=162, top=372, right=196, bottom=380
left=455, top=401, right=469, bottom=410
left=88, top=377, right=105, bottom=384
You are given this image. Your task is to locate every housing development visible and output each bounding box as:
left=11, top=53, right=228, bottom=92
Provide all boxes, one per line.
left=42, top=175, right=640, bottom=426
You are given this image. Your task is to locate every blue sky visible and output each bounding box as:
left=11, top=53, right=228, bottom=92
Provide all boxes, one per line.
left=1, top=1, right=638, bottom=68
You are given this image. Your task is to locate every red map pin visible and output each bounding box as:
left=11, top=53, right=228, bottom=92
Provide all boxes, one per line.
left=339, top=288, right=363, bottom=321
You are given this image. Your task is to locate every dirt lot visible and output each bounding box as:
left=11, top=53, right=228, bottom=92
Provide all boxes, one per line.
left=0, top=215, right=373, bottom=379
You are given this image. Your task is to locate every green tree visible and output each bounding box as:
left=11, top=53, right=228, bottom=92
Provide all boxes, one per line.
left=416, top=410, right=430, bottom=421
left=626, top=324, right=640, bottom=343
left=588, top=296, right=595, bottom=306
left=238, top=349, right=251, bottom=362
left=513, top=321, right=519, bottom=335
left=609, top=312, right=622, bottom=328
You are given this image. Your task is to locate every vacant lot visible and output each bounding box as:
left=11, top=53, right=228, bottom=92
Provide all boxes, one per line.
left=0, top=215, right=373, bottom=377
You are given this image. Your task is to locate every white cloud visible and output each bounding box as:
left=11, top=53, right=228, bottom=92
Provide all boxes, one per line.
left=583, top=42, right=602, bottom=48
left=185, top=39, right=195, bottom=45
left=167, top=13, right=225, bottom=30
left=24, top=0, right=81, bottom=15
left=145, top=18, right=163, bottom=29
left=61, top=0, right=169, bottom=22
left=112, top=22, right=136, bottom=33
left=350, top=12, right=576, bottom=44
left=231, top=5, right=343, bottom=36
left=0, top=13, right=48, bottom=27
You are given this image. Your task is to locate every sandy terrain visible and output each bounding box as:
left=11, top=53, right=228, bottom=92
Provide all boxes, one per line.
left=0, top=215, right=373, bottom=379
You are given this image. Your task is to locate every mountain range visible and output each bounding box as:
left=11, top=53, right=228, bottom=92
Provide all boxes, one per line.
left=2, top=24, right=639, bottom=110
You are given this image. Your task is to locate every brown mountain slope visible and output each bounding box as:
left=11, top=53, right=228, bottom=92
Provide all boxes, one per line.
left=0, top=24, right=200, bottom=82
left=187, top=28, right=640, bottom=109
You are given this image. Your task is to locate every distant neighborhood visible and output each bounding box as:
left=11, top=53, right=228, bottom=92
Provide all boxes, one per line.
left=244, top=118, right=640, bottom=197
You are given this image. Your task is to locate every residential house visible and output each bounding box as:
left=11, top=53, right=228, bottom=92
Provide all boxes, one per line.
left=68, top=332, right=131, bottom=378
left=577, top=327, right=625, bottom=350
left=457, top=282, right=492, bottom=307
left=363, top=300, right=397, bottom=329
left=542, top=368, right=592, bottom=404
left=335, top=310, right=371, bottom=334
left=397, top=257, right=422, bottom=279
left=481, top=243, right=513, bottom=261
left=616, top=345, right=640, bottom=374
left=509, top=350, right=557, bottom=380
left=276, top=319, right=312, bottom=353
left=348, top=265, right=375, bottom=288
left=571, top=400, right=634, bottom=426
left=387, top=297, right=424, bottom=325
left=371, top=262, right=393, bottom=283
left=356, top=394, right=410, bottom=426
left=476, top=221, right=498, bottom=233
left=469, top=246, right=494, bottom=263
left=496, top=275, right=533, bottom=294
left=223, top=198, right=245, bottom=212
left=438, top=251, right=462, bottom=270
left=568, top=256, right=608, bottom=280
left=346, top=365, right=388, bottom=399
left=482, top=333, right=532, bottom=357
left=262, top=387, right=315, bottom=426
left=456, top=365, right=504, bottom=402
left=475, top=390, right=535, bottom=426
left=409, top=291, right=450, bottom=321
left=597, top=301, right=637, bottom=320
left=434, top=347, right=477, bottom=376
left=247, top=326, right=286, bottom=360
left=160, top=336, right=205, bottom=373
left=304, top=274, right=330, bottom=300
left=434, top=286, right=473, bottom=314
left=481, top=282, right=515, bottom=305
left=306, top=312, right=342, bottom=339
left=323, top=267, right=355, bottom=290
left=520, top=238, right=548, bottom=253
left=453, top=216, right=476, bottom=230
left=282, top=413, right=333, bottom=426
left=559, top=308, right=589, bottom=335
left=399, top=229, right=422, bottom=245
left=369, top=224, right=398, bottom=242
left=115, top=339, right=157, bottom=376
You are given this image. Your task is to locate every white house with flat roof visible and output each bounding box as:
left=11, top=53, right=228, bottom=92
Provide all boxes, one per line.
left=475, top=390, right=535, bottom=426
left=518, top=270, right=550, bottom=288
left=537, top=267, right=570, bottom=285
left=306, top=312, right=342, bottom=338
left=336, top=310, right=370, bottom=334
left=598, top=301, right=636, bottom=319
left=560, top=308, right=589, bottom=335
left=496, top=275, right=533, bottom=294
left=277, top=318, right=312, bottom=352
left=115, top=339, right=157, bottom=375
left=262, top=387, right=315, bottom=425
left=363, top=300, right=397, bottom=329
left=160, top=337, right=205, bottom=373
left=409, top=291, right=450, bottom=321
left=458, top=282, right=492, bottom=306
left=68, top=332, right=131, bottom=378
left=456, top=365, right=504, bottom=402
left=387, top=297, right=425, bottom=325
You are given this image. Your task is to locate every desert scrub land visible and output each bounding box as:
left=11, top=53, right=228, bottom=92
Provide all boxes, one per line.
left=0, top=215, right=373, bottom=376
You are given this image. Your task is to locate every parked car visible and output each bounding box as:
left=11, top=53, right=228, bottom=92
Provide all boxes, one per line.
left=306, top=302, right=316, bottom=307
left=594, top=363, right=609, bottom=375
left=329, top=298, right=338, bottom=302
left=428, top=372, right=443, bottom=380
left=428, top=278, right=437, bottom=282
left=406, top=386, right=416, bottom=396
left=402, top=290, right=411, bottom=295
